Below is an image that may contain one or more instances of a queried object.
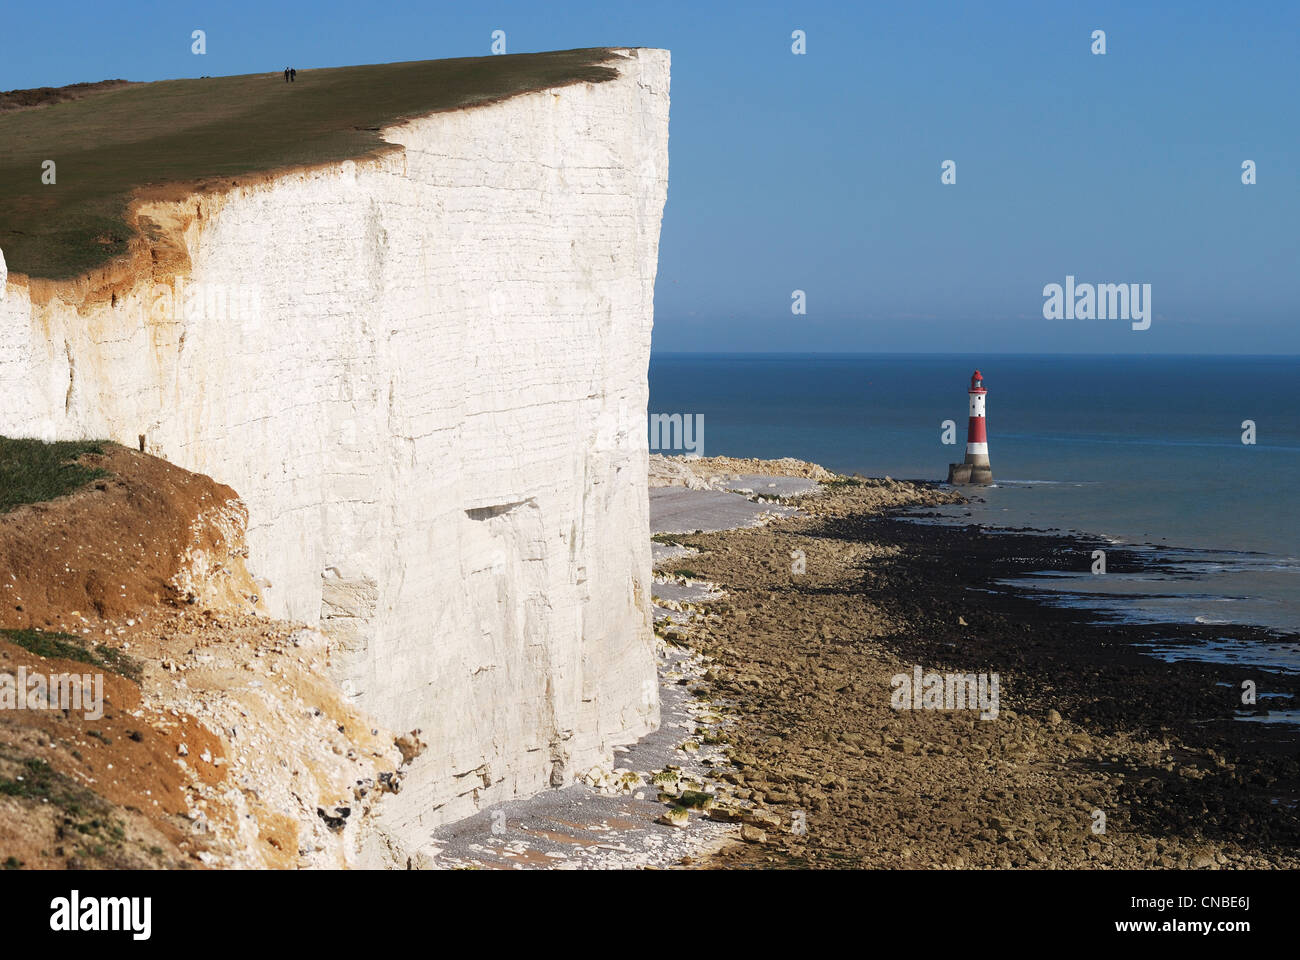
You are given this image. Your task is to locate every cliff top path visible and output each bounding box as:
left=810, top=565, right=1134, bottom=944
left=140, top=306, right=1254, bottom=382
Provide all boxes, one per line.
left=0, top=48, right=624, bottom=280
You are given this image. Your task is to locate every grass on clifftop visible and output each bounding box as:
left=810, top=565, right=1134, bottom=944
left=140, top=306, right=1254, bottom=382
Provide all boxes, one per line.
left=0, top=437, right=109, bottom=513
left=0, top=49, right=621, bottom=279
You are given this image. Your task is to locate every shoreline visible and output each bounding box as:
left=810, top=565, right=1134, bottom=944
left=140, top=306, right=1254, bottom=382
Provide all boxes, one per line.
left=366, top=455, right=1300, bottom=869
left=918, top=487, right=1300, bottom=640
left=643, top=459, right=1299, bottom=869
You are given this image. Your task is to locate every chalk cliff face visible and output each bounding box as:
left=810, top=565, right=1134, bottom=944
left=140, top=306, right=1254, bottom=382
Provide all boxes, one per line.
left=0, top=48, right=669, bottom=862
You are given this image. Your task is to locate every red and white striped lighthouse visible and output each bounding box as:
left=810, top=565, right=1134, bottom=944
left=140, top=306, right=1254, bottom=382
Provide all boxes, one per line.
left=947, top=369, right=993, bottom=484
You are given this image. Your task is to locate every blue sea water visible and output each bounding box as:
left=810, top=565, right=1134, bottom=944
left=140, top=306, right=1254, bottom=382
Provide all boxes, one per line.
left=649, top=353, right=1300, bottom=641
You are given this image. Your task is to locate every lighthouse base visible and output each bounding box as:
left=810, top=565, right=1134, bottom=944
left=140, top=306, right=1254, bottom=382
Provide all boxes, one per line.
left=947, top=462, right=993, bottom=485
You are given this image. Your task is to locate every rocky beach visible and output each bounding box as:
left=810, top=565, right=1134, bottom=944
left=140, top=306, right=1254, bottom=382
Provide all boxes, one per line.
left=644, top=456, right=1300, bottom=869
left=413, top=455, right=1300, bottom=869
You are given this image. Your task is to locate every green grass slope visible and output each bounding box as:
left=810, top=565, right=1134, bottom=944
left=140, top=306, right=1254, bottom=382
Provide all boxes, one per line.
left=0, top=49, right=620, bottom=280
left=0, top=437, right=109, bottom=513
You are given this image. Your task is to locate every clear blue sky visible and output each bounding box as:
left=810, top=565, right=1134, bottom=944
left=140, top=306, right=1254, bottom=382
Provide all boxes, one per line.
left=4, top=0, right=1297, bottom=354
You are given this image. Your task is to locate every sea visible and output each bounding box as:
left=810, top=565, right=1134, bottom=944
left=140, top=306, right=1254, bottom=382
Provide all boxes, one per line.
left=649, top=354, right=1300, bottom=674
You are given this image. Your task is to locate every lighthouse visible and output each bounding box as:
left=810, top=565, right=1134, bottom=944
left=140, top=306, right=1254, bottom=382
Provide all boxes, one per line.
left=947, top=370, right=993, bottom=485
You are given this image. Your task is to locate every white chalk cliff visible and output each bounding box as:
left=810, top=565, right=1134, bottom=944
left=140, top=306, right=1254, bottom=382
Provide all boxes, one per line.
left=0, top=48, right=669, bottom=863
